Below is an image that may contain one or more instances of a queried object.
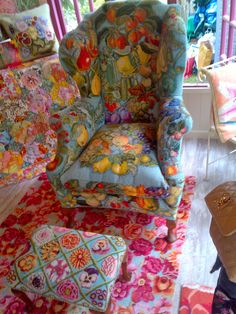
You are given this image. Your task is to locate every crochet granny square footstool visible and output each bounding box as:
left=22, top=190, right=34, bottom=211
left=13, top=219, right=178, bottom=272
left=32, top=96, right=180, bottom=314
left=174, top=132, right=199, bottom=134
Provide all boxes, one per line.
left=7, top=225, right=129, bottom=313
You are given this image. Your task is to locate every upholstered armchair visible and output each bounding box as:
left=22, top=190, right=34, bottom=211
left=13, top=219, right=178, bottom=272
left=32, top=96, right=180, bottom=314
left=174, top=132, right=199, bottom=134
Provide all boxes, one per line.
left=46, top=0, right=192, bottom=241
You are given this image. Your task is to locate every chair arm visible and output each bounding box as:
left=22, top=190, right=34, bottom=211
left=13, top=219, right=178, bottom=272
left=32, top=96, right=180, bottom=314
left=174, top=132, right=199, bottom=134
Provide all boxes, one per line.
left=46, top=96, right=104, bottom=182
left=157, top=97, right=192, bottom=181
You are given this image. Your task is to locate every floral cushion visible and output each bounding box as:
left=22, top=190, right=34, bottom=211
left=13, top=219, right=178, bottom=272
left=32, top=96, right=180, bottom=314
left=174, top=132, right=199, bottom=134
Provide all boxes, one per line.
left=0, top=3, right=58, bottom=63
left=0, top=54, right=80, bottom=187
left=61, top=123, right=168, bottom=193
left=203, top=62, right=236, bottom=143
left=8, top=225, right=127, bottom=312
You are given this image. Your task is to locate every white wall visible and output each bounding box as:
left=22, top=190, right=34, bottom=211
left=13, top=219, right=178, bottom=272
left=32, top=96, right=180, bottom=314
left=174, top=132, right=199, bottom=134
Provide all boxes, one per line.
left=183, top=87, right=211, bottom=138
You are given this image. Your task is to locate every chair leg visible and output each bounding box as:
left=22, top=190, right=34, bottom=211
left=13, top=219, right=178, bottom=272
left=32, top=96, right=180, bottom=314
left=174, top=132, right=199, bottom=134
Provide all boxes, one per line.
left=166, top=219, right=177, bottom=243
left=120, top=252, right=131, bottom=282
left=11, top=288, right=35, bottom=313
left=205, top=128, right=211, bottom=181
left=64, top=209, right=76, bottom=229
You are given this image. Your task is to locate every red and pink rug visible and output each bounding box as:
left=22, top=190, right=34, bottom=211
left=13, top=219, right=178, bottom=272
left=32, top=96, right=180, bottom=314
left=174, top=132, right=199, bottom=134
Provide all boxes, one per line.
left=0, top=173, right=196, bottom=313
left=179, top=285, right=214, bottom=314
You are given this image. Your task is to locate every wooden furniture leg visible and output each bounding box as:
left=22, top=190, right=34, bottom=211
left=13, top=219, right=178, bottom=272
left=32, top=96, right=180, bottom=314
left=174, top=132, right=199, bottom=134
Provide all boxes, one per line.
left=121, top=252, right=131, bottom=282
left=63, top=208, right=76, bottom=229
left=11, top=288, right=35, bottom=313
left=166, top=219, right=177, bottom=243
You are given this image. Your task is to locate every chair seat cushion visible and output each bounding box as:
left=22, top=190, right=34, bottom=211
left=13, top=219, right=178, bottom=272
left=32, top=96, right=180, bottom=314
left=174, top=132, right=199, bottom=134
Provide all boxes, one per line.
left=8, top=225, right=126, bottom=312
left=61, top=123, right=169, bottom=198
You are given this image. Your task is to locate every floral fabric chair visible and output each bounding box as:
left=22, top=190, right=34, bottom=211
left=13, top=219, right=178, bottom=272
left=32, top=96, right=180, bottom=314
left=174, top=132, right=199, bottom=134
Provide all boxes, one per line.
left=46, top=0, right=192, bottom=240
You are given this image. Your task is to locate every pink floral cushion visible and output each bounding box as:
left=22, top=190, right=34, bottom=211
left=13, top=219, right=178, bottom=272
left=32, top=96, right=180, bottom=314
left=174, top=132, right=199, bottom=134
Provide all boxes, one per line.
left=205, top=62, right=236, bottom=142
left=8, top=225, right=127, bottom=312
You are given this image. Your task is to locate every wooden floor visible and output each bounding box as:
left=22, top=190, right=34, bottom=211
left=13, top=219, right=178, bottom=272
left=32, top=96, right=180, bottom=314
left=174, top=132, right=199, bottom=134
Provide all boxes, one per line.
left=0, top=138, right=236, bottom=313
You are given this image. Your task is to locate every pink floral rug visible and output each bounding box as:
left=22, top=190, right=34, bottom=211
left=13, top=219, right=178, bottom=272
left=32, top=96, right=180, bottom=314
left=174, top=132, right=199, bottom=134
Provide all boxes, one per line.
left=0, top=173, right=196, bottom=313
left=179, top=285, right=214, bottom=313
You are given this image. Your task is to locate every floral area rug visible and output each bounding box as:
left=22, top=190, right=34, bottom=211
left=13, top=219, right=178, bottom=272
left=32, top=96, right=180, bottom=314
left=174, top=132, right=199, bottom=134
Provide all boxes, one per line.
left=179, top=285, right=214, bottom=314
left=0, top=173, right=196, bottom=313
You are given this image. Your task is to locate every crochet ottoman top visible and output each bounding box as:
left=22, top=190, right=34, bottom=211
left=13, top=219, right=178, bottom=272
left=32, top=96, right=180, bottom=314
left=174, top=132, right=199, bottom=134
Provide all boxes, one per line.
left=7, top=225, right=127, bottom=312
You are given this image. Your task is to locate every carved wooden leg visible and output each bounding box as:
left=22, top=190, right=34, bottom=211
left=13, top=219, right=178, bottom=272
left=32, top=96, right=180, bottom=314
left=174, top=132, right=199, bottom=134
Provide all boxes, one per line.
left=121, top=252, right=131, bottom=282
left=166, top=219, right=177, bottom=243
left=11, top=288, right=35, bottom=313
left=63, top=209, right=76, bottom=229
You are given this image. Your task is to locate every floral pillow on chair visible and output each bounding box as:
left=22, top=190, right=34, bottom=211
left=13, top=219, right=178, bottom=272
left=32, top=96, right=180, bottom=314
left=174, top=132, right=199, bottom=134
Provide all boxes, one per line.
left=0, top=3, right=58, bottom=63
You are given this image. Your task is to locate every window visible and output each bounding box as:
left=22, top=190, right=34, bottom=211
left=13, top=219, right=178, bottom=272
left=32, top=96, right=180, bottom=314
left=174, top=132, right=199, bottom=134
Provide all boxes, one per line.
left=168, top=0, right=236, bottom=84
left=50, top=0, right=235, bottom=85
left=61, top=0, right=105, bottom=32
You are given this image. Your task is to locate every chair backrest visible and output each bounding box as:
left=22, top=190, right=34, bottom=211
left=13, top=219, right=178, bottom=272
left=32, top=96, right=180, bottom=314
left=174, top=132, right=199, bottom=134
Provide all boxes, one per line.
left=201, top=56, right=236, bottom=143
left=59, top=0, right=187, bottom=124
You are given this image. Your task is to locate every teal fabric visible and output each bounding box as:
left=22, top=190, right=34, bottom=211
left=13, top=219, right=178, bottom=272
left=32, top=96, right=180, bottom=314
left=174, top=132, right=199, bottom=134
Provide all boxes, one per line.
left=61, top=123, right=168, bottom=190
left=46, top=0, right=192, bottom=220
left=8, top=225, right=126, bottom=312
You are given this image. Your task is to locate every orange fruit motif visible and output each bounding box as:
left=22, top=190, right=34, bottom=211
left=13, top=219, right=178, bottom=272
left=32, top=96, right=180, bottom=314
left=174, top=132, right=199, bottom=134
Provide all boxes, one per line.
left=126, top=17, right=138, bottom=31
left=107, top=34, right=117, bottom=48
left=66, top=38, right=73, bottom=49
left=46, top=156, right=60, bottom=171
left=128, top=30, right=141, bottom=44
left=116, top=35, right=127, bottom=49
left=106, top=7, right=116, bottom=23
left=167, top=165, right=178, bottom=176
left=134, top=8, right=147, bottom=22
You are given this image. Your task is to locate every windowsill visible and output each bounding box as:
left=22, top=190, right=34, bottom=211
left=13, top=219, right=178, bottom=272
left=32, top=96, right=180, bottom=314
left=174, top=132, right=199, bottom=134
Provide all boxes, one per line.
left=183, top=83, right=210, bottom=93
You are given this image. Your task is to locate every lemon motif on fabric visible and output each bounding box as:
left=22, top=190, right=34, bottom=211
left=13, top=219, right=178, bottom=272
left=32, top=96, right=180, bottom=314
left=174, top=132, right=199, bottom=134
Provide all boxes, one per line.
left=116, top=56, right=135, bottom=76
left=93, top=157, right=111, bottom=173
left=76, top=125, right=89, bottom=147
left=91, top=72, right=101, bottom=96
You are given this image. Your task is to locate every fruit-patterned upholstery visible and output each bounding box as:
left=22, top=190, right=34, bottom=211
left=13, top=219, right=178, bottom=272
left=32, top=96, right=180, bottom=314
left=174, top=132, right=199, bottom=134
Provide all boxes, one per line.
left=46, top=0, right=192, bottom=221
left=7, top=225, right=127, bottom=312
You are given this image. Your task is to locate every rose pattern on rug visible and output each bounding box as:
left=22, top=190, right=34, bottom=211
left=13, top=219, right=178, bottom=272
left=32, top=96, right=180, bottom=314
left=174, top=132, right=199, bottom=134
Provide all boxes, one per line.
left=179, top=284, right=214, bottom=314
left=0, top=173, right=196, bottom=313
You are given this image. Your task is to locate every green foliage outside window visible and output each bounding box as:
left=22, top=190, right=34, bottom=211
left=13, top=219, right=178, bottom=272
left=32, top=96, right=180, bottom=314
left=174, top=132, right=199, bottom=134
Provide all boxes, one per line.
left=61, top=0, right=105, bottom=31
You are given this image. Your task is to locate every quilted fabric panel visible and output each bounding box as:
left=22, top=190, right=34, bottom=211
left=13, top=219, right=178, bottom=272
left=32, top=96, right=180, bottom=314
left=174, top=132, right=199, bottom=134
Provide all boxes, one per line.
left=8, top=225, right=126, bottom=312
left=61, top=123, right=168, bottom=189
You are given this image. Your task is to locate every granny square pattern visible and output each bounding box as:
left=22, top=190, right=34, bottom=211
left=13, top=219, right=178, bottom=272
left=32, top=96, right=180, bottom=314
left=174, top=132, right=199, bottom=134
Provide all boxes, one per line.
left=7, top=225, right=127, bottom=312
